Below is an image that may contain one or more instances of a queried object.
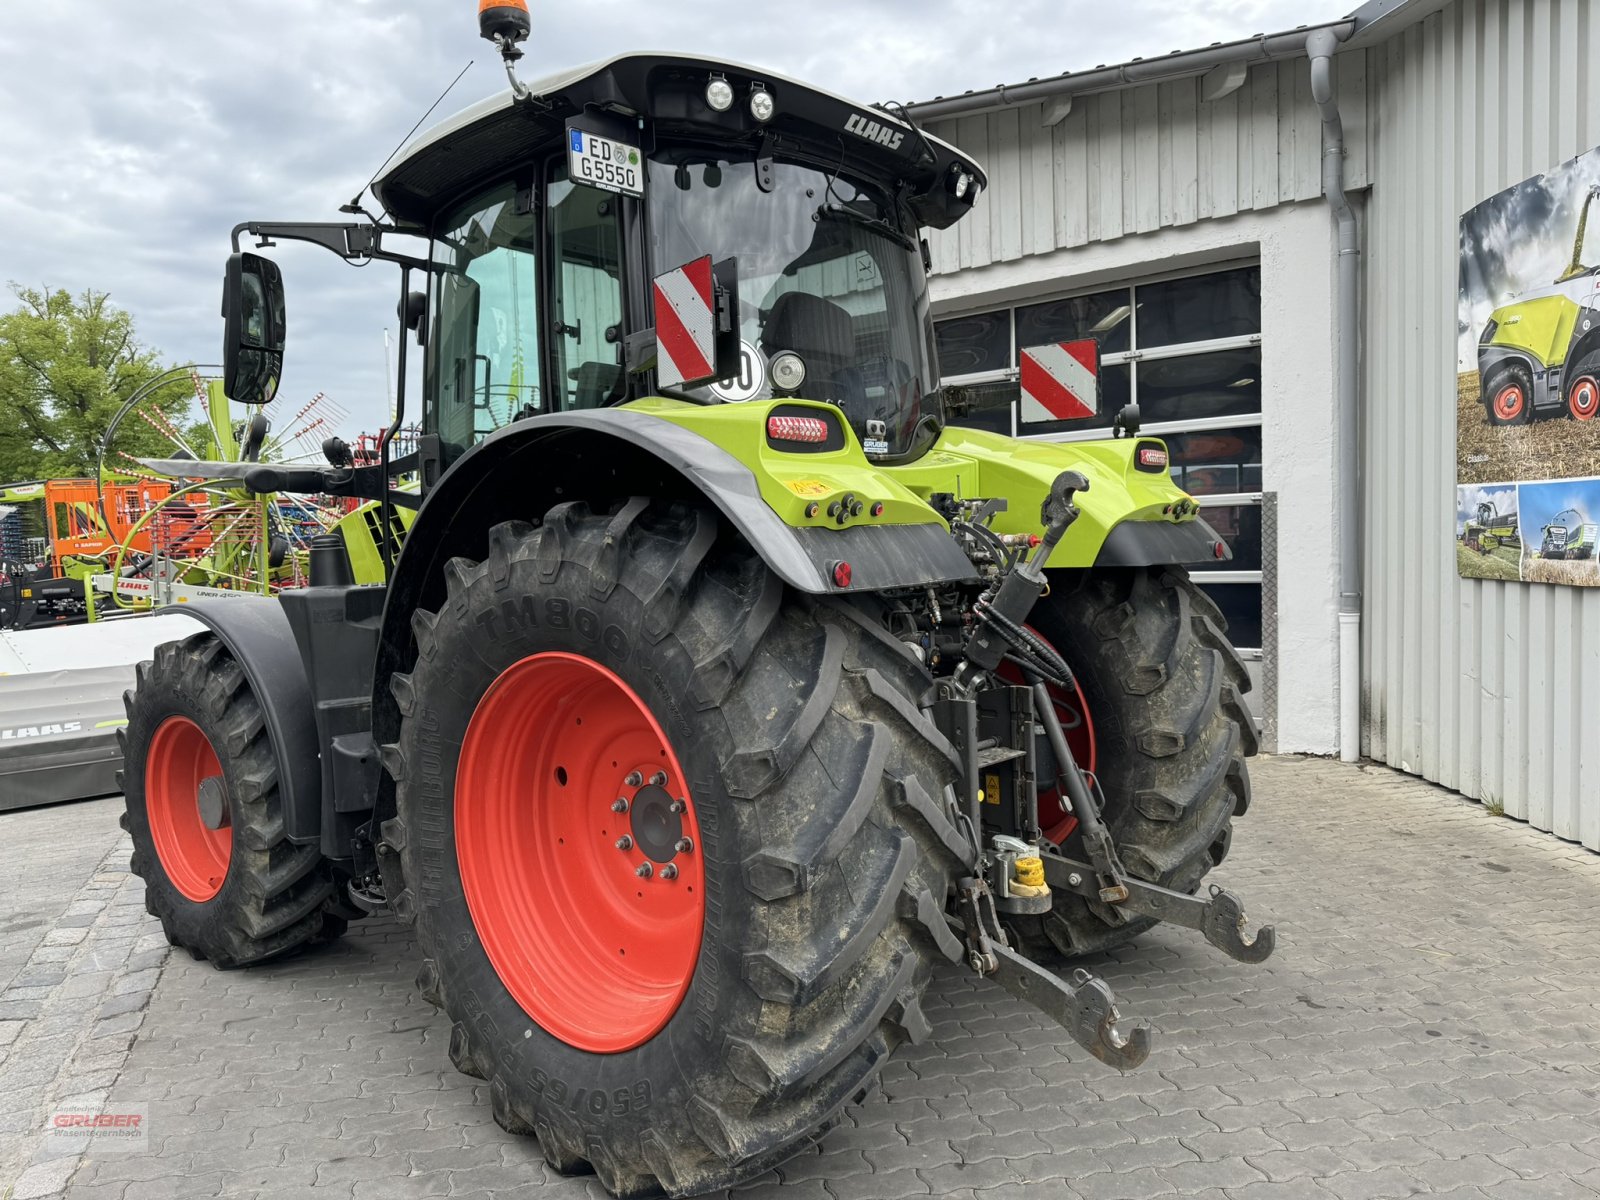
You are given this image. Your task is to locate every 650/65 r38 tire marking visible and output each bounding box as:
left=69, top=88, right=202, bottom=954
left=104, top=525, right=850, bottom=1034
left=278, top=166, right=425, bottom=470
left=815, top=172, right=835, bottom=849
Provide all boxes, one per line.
left=456, top=651, right=704, bottom=1053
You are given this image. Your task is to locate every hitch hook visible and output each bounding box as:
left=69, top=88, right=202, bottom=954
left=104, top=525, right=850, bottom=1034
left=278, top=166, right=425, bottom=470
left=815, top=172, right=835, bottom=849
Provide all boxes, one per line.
left=1065, top=967, right=1153, bottom=1072
left=1202, top=885, right=1276, bottom=964
left=979, top=941, right=1152, bottom=1071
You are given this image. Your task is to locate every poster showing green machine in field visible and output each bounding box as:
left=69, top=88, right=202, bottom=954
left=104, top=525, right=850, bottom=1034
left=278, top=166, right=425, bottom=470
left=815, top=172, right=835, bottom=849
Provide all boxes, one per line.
left=1457, top=144, right=1600, bottom=587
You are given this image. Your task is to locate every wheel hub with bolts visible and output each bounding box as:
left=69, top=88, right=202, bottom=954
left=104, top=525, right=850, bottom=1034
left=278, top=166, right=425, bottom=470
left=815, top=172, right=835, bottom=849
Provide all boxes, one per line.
left=144, top=715, right=232, bottom=903
left=454, top=651, right=705, bottom=1052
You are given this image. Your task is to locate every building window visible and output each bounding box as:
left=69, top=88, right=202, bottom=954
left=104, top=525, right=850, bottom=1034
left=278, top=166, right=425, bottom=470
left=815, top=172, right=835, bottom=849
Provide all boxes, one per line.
left=935, top=263, right=1264, bottom=652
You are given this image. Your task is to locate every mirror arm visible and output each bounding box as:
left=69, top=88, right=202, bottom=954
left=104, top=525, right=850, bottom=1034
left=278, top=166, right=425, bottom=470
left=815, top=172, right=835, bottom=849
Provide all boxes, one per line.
left=230, top=221, right=432, bottom=273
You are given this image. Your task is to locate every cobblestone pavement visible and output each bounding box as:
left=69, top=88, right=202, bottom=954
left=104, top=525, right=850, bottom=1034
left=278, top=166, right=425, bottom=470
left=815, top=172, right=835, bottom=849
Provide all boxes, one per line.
left=6, top=757, right=1600, bottom=1200
left=0, top=798, right=168, bottom=1199
left=0, top=798, right=125, bottom=989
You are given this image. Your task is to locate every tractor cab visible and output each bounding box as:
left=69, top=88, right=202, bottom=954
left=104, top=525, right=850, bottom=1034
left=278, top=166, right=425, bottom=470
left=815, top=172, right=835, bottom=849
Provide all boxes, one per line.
left=369, top=53, right=987, bottom=471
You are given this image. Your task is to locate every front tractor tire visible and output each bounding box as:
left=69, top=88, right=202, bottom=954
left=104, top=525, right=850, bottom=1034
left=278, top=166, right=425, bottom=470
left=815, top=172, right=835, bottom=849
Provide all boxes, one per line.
left=1484, top=361, right=1534, bottom=426
left=386, top=501, right=970, bottom=1198
left=120, top=632, right=346, bottom=966
left=1016, top=567, right=1257, bottom=960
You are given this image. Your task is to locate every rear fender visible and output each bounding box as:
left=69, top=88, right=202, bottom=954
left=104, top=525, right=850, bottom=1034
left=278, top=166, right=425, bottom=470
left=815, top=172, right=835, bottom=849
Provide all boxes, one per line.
left=367, top=409, right=977, bottom=821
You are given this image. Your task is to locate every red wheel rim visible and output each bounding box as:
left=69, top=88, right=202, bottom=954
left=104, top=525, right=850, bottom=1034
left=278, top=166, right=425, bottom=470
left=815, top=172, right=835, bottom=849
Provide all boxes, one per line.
left=997, top=629, right=1096, bottom=845
left=145, top=716, right=231, bottom=902
left=1492, top=383, right=1525, bottom=420
left=456, top=652, right=704, bottom=1053
left=1570, top=376, right=1599, bottom=420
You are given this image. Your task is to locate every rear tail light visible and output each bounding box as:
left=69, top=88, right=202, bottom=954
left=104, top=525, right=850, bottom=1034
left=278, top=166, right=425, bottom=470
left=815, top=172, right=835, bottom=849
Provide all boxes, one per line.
left=767, top=415, right=829, bottom=443
left=1136, top=445, right=1169, bottom=471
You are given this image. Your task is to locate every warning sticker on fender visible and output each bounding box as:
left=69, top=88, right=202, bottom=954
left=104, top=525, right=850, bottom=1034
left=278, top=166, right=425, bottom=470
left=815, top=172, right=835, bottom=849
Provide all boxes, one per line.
left=783, top=480, right=831, bottom=497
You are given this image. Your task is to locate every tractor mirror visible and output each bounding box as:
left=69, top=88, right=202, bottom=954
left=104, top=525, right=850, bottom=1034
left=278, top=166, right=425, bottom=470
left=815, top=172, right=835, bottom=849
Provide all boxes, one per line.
left=650, top=255, right=741, bottom=389
left=222, top=252, right=286, bottom=405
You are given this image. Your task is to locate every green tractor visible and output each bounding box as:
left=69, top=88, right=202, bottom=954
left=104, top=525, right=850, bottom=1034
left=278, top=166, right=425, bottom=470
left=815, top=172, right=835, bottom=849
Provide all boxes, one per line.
left=120, top=10, right=1270, bottom=1196
left=1478, top=183, right=1600, bottom=425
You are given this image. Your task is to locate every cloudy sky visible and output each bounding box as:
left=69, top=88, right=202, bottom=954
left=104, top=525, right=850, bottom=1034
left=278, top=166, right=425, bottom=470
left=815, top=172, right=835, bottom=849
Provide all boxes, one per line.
left=1, top=1, right=1336, bottom=439
left=1519, top=478, right=1600, bottom=531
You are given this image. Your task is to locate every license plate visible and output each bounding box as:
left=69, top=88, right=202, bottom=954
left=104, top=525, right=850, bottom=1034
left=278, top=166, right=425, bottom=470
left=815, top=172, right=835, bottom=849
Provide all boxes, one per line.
left=567, top=128, right=644, bottom=197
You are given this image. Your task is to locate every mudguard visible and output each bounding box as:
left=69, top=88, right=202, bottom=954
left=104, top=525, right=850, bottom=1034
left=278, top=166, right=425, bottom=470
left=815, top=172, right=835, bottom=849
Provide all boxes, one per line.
left=366, top=407, right=979, bottom=824
left=1095, top=516, right=1231, bottom=567
left=395, top=407, right=976, bottom=598
left=159, top=599, right=322, bottom=846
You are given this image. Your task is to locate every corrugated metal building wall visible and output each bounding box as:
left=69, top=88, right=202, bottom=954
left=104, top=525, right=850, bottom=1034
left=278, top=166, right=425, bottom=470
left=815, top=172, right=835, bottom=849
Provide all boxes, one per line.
left=1362, top=0, right=1600, bottom=850
left=923, top=59, right=1370, bottom=273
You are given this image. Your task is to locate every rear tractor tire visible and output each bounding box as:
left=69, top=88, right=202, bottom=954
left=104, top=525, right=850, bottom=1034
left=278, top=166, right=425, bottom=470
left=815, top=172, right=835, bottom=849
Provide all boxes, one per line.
left=1566, top=353, right=1600, bottom=421
left=120, top=631, right=346, bottom=966
left=384, top=500, right=971, bottom=1198
left=1013, top=566, right=1257, bottom=960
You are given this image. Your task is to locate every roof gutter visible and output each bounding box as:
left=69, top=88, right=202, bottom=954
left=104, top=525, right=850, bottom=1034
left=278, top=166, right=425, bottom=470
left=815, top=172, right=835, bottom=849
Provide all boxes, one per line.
left=903, top=20, right=1355, bottom=122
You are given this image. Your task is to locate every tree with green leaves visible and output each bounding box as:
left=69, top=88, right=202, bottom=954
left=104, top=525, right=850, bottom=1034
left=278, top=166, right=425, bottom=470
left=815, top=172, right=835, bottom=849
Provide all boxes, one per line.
left=0, top=285, right=190, bottom=483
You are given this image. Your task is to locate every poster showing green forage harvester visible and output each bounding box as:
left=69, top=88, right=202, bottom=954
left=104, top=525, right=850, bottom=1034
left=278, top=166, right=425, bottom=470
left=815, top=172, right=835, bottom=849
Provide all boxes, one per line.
left=1457, top=144, right=1600, bottom=587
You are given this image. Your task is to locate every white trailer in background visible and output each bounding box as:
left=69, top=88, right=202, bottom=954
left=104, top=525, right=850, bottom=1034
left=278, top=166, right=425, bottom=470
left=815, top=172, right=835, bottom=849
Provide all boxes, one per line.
left=0, top=613, right=201, bottom=810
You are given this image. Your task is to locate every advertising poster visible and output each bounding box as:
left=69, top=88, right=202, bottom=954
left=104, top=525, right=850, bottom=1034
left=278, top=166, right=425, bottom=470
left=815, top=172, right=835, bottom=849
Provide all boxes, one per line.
left=1457, top=145, right=1600, bottom=586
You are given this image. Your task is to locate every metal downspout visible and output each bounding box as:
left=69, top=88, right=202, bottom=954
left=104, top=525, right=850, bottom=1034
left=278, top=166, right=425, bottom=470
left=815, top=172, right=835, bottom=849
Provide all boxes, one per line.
left=1307, top=28, right=1362, bottom=763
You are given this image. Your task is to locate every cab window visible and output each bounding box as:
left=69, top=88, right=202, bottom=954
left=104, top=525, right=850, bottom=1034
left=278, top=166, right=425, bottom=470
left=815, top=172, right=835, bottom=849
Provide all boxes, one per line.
left=547, top=166, right=625, bottom=410
left=427, top=184, right=542, bottom=458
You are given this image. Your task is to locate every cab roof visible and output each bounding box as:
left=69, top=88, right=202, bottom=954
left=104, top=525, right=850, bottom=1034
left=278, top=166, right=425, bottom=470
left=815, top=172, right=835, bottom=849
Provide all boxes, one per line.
left=373, top=52, right=986, bottom=231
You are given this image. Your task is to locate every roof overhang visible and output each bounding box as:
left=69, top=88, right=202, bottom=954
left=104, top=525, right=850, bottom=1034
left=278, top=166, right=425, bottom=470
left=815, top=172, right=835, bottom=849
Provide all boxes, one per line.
left=374, top=52, right=986, bottom=230
left=903, top=21, right=1355, bottom=122
left=902, top=0, right=1442, bottom=123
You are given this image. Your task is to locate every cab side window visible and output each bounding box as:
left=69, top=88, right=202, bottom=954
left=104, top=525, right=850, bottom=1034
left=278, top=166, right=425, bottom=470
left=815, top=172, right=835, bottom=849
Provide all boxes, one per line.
left=547, top=167, right=625, bottom=410
left=428, top=185, right=542, bottom=458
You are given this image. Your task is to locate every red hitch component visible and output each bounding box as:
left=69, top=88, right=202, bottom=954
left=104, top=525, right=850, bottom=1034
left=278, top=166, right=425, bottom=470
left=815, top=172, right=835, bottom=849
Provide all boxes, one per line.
left=767, top=414, right=829, bottom=443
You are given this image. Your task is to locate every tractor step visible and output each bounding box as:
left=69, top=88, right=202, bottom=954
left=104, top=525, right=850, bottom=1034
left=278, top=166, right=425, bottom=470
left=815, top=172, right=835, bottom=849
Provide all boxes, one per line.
left=1039, top=852, right=1276, bottom=964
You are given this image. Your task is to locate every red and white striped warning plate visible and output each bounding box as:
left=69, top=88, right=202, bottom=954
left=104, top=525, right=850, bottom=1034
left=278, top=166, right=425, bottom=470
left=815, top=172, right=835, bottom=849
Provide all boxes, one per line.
left=653, top=255, right=716, bottom=388
left=1019, top=339, right=1100, bottom=424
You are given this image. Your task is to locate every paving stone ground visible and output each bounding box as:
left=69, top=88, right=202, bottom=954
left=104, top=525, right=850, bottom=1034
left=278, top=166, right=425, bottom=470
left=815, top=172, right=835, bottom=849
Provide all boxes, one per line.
left=0, top=798, right=126, bottom=990
left=0, top=798, right=169, bottom=1199
left=5, top=757, right=1600, bottom=1200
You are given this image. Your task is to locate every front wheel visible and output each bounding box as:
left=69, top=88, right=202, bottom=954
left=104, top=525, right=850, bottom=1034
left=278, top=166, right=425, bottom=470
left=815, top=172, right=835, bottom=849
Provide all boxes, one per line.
left=386, top=501, right=970, bottom=1197
left=120, top=632, right=345, bottom=966
left=1484, top=362, right=1534, bottom=426
left=1012, top=567, right=1257, bottom=960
